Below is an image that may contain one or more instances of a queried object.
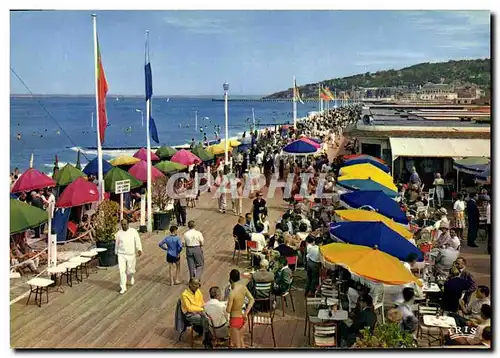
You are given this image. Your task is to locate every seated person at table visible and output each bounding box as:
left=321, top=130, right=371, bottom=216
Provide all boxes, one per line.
left=452, top=285, right=491, bottom=327
left=275, top=236, right=297, bottom=258
left=250, top=223, right=266, bottom=251
left=442, top=266, right=470, bottom=313
left=449, top=229, right=461, bottom=251
left=203, top=286, right=229, bottom=342
left=123, top=204, right=140, bottom=222
left=248, top=259, right=274, bottom=300
left=10, top=245, right=39, bottom=275
left=272, top=257, right=293, bottom=296
left=402, top=253, right=420, bottom=276
left=338, top=294, right=377, bottom=347
left=78, top=214, right=93, bottom=240
left=232, top=216, right=249, bottom=251
left=244, top=213, right=255, bottom=234
left=397, top=288, right=418, bottom=334
left=434, top=221, right=451, bottom=248
left=180, top=278, right=209, bottom=341
left=446, top=304, right=491, bottom=346
left=295, top=223, right=309, bottom=243
left=481, top=326, right=491, bottom=348
left=434, top=245, right=459, bottom=277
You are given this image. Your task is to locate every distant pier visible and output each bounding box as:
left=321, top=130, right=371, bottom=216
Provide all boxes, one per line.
left=211, top=98, right=321, bottom=102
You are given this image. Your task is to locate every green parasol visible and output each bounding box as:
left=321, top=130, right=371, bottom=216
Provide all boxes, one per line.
left=54, top=163, right=86, bottom=186
left=104, top=167, right=143, bottom=193
left=191, top=144, right=214, bottom=162
left=155, top=160, right=187, bottom=174
left=10, top=199, right=48, bottom=234
left=156, top=146, right=177, bottom=159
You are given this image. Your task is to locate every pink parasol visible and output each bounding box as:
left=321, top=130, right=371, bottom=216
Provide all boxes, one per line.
left=56, top=177, right=99, bottom=208
left=298, top=137, right=321, bottom=149
left=170, top=149, right=201, bottom=166
left=133, top=147, right=160, bottom=161
left=128, top=160, right=165, bottom=183
left=11, top=168, right=57, bottom=193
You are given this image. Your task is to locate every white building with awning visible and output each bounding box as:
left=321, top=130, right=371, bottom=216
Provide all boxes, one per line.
left=345, top=108, right=490, bottom=193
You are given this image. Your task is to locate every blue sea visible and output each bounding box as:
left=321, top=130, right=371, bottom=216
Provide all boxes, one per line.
left=10, top=96, right=325, bottom=173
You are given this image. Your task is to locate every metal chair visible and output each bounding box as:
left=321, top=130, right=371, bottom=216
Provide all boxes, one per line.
left=249, top=298, right=277, bottom=347
left=304, top=297, right=328, bottom=344
left=312, top=322, right=338, bottom=348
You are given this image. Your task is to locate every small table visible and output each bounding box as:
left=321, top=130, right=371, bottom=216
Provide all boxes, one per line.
left=422, top=283, right=441, bottom=293
left=70, top=256, right=92, bottom=278
left=93, top=248, right=108, bottom=268
left=60, top=261, right=81, bottom=286
left=423, top=315, right=456, bottom=328
left=81, top=251, right=99, bottom=273
left=26, top=277, right=54, bottom=307
left=47, top=265, right=67, bottom=293
left=318, top=309, right=348, bottom=321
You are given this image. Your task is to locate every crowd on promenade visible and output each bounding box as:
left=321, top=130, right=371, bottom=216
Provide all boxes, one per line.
left=10, top=103, right=492, bottom=348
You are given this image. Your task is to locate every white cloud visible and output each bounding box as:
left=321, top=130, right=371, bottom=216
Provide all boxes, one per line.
left=402, top=10, right=490, bottom=35
left=163, top=16, right=230, bottom=34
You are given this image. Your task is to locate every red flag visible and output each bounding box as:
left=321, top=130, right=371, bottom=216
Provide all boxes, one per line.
left=96, top=41, right=108, bottom=144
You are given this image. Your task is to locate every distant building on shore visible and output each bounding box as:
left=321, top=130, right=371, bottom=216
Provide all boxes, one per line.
left=345, top=103, right=490, bottom=190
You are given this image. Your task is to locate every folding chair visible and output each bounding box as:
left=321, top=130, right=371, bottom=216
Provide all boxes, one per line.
left=246, top=240, right=260, bottom=268
left=304, top=297, right=328, bottom=344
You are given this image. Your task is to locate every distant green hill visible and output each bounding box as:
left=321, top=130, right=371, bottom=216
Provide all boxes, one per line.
left=265, top=58, right=491, bottom=99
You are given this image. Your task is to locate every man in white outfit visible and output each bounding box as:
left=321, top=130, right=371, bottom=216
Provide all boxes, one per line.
left=115, top=219, right=142, bottom=294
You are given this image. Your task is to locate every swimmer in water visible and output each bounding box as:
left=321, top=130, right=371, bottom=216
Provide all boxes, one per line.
left=56, top=130, right=60, bottom=135
left=16, top=134, right=21, bottom=140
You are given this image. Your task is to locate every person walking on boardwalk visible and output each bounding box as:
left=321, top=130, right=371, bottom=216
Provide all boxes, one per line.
left=158, top=225, right=183, bottom=286
left=183, top=220, right=205, bottom=280
left=114, top=219, right=142, bottom=294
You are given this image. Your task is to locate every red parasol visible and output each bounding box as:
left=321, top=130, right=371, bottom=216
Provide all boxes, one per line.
left=128, top=160, right=165, bottom=183
left=56, top=177, right=99, bottom=208
left=133, top=147, right=160, bottom=161
left=11, top=168, right=56, bottom=193
left=170, top=149, right=201, bottom=166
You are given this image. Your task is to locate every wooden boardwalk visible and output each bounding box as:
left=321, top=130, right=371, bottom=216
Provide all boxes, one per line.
left=11, top=188, right=312, bottom=349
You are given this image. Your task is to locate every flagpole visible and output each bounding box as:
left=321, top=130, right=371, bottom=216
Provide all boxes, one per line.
left=293, top=76, right=297, bottom=130
left=145, top=30, right=153, bottom=233
left=318, top=84, right=321, bottom=112
left=92, top=14, right=104, bottom=202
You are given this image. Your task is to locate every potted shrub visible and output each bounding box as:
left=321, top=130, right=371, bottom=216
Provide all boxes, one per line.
left=151, top=176, right=172, bottom=231
left=94, top=200, right=119, bottom=267
left=353, top=322, right=416, bottom=348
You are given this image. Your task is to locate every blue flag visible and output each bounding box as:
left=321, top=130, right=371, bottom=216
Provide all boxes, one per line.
left=149, top=114, right=159, bottom=143
left=145, top=62, right=152, bottom=102
left=145, top=52, right=159, bottom=143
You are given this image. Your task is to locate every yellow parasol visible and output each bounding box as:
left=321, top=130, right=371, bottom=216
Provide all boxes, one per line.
left=335, top=209, right=413, bottom=239
left=340, top=163, right=393, bottom=180
left=207, top=143, right=232, bottom=155
left=320, top=243, right=421, bottom=286
left=109, top=155, right=141, bottom=166
left=219, top=139, right=241, bottom=147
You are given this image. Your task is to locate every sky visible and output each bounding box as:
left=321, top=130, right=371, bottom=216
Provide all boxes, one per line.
left=10, top=10, right=491, bottom=96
